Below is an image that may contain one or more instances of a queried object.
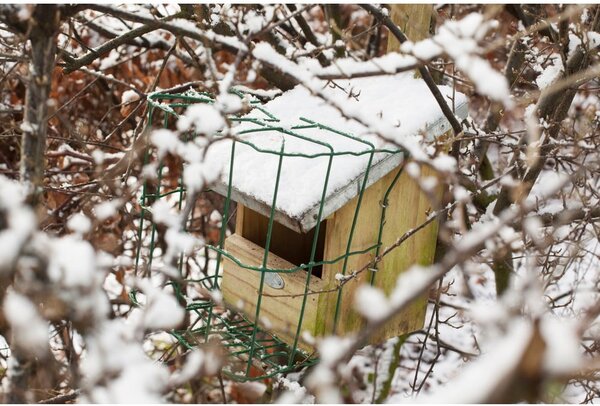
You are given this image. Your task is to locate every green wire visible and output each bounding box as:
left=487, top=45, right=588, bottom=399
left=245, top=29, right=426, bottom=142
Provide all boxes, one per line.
left=204, top=140, right=237, bottom=341
left=370, top=165, right=404, bottom=286
left=246, top=140, right=286, bottom=376
left=141, top=88, right=407, bottom=382
left=289, top=151, right=334, bottom=365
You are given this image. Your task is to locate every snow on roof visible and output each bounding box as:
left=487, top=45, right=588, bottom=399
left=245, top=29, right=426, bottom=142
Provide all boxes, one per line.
left=212, top=72, right=468, bottom=233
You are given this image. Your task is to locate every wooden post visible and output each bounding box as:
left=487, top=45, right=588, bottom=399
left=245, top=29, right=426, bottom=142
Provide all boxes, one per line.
left=387, top=4, right=433, bottom=82
left=386, top=4, right=433, bottom=52
left=368, top=4, right=440, bottom=341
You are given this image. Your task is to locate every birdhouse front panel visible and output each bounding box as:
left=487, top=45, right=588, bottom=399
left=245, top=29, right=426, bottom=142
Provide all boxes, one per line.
left=211, top=72, right=468, bottom=349
left=221, top=205, right=329, bottom=351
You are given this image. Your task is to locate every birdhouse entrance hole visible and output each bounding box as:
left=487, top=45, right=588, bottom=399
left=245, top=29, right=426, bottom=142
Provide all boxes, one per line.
left=235, top=205, right=327, bottom=278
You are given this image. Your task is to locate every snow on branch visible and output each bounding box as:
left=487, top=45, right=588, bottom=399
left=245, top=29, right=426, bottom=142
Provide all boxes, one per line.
left=400, top=13, right=514, bottom=108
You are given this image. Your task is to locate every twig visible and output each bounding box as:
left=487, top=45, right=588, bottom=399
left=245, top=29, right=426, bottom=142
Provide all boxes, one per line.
left=287, top=4, right=330, bottom=67
left=38, top=390, right=80, bottom=404
left=61, top=9, right=188, bottom=73
left=48, top=78, right=99, bottom=120
left=63, top=4, right=246, bottom=76
left=77, top=66, right=145, bottom=96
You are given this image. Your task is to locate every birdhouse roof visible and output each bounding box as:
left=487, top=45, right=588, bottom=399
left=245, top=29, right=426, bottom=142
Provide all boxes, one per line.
left=212, top=73, right=468, bottom=233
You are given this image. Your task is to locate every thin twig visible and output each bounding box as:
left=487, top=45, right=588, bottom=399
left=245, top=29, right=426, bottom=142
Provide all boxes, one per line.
left=38, top=390, right=80, bottom=404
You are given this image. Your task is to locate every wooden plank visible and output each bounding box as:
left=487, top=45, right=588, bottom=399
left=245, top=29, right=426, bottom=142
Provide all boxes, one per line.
left=221, top=234, right=326, bottom=350
left=316, top=6, right=442, bottom=340
left=235, top=202, right=245, bottom=235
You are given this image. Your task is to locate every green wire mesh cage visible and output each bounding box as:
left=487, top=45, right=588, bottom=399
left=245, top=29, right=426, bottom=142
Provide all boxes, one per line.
left=136, top=79, right=466, bottom=381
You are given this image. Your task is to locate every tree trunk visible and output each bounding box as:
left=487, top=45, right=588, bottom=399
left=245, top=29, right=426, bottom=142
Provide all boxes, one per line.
left=20, top=5, right=61, bottom=206
left=7, top=6, right=63, bottom=403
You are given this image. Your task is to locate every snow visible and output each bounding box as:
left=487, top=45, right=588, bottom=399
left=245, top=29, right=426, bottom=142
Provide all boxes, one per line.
left=452, top=184, right=471, bottom=202
left=523, top=216, right=544, bottom=245
left=150, top=128, right=179, bottom=160
left=420, top=176, right=438, bottom=192
left=156, top=3, right=180, bottom=17
left=206, top=288, right=222, bottom=305
left=183, top=162, right=206, bottom=193
left=3, top=290, right=49, bottom=357
left=99, top=49, right=121, bottom=70
left=177, top=103, right=226, bottom=135
left=390, top=265, right=434, bottom=308
left=233, top=85, right=281, bottom=99
left=405, top=161, right=420, bottom=178
left=568, top=32, right=583, bottom=59
left=142, top=287, right=185, bottom=330
left=209, top=209, right=222, bottom=224
left=91, top=149, right=105, bottom=164
left=0, top=212, right=35, bottom=273
left=182, top=144, right=223, bottom=193
left=164, top=227, right=198, bottom=257
left=80, top=319, right=170, bottom=403
left=535, top=54, right=563, bottom=90
left=209, top=70, right=467, bottom=219
left=415, top=319, right=533, bottom=403
left=1, top=5, right=598, bottom=403
left=169, top=349, right=216, bottom=386
left=317, top=335, right=352, bottom=365
left=94, top=199, right=122, bottom=221
left=354, top=284, right=389, bottom=321
left=67, top=213, right=92, bottom=234
left=276, top=376, right=315, bottom=404
left=408, top=39, right=443, bottom=60
left=16, top=5, right=32, bottom=21
left=302, top=52, right=417, bottom=78
left=242, top=381, right=269, bottom=398
left=566, top=30, right=600, bottom=58
left=458, top=56, right=513, bottom=105
left=48, top=236, right=97, bottom=288
left=19, top=120, right=37, bottom=133
left=251, top=42, right=445, bottom=159
left=0, top=176, right=36, bottom=274
left=121, top=89, right=140, bottom=105
left=151, top=199, right=179, bottom=229
left=528, top=170, right=570, bottom=200
left=540, top=316, right=582, bottom=375
left=242, top=9, right=267, bottom=34
left=588, top=31, right=600, bottom=48
left=401, top=13, right=512, bottom=107
left=216, top=93, right=243, bottom=114
left=303, top=335, right=356, bottom=402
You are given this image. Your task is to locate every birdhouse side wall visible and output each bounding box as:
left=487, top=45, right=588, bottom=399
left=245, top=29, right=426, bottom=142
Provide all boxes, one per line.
left=318, top=161, right=443, bottom=340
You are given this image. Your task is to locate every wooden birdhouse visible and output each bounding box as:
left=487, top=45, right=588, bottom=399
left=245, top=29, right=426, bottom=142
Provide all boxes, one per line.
left=211, top=73, right=468, bottom=351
